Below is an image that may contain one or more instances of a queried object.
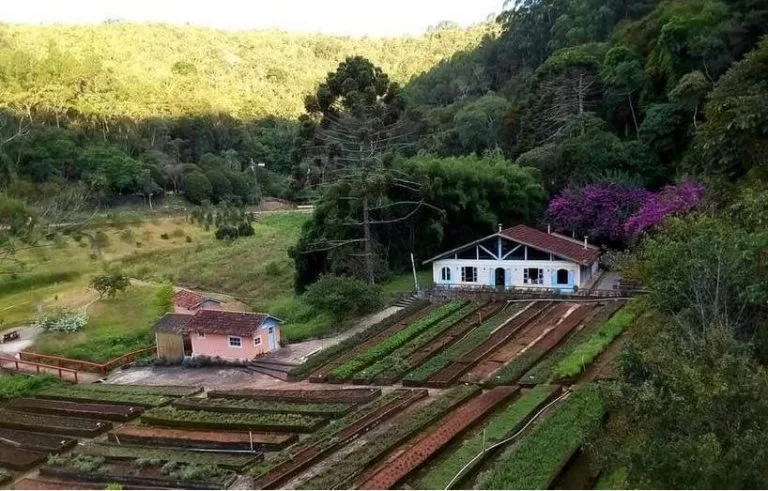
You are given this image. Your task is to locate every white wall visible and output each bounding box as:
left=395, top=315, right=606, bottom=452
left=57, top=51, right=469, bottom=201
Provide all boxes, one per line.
left=432, top=259, right=584, bottom=289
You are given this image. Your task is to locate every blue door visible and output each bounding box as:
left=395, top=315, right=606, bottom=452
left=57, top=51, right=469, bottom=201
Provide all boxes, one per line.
left=267, top=326, right=277, bottom=351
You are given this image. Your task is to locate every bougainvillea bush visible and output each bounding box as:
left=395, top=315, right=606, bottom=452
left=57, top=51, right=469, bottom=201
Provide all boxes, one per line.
left=547, top=181, right=704, bottom=246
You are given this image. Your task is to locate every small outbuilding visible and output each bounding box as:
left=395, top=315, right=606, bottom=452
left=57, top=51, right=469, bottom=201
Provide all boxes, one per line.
left=424, top=224, right=601, bottom=292
left=154, top=310, right=282, bottom=363
left=173, top=289, right=223, bottom=314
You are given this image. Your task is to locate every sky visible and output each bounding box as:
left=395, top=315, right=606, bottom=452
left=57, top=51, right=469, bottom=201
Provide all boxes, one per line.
left=0, top=0, right=504, bottom=36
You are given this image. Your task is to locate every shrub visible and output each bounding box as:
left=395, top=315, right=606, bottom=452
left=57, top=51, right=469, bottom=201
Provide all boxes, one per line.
left=155, top=282, right=174, bottom=313
left=215, top=224, right=239, bottom=240
left=171, top=228, right=185, bottom=238
left=160, top=233, right=170, bottom=240
left=0, top=374, right=59, bottom=401
left=182, top=171, right=213, bottom=205
left=119, top=229, right=134, bottom=243
left=236, top=221, right=255, bottom=237
left=90, top=271, right=130, bottom=298
left=185, top=236, right=192, bottom=243
left=302, top=275, right=383, bottom=324
left=105, top=483, right=123, bottom=490
left=264, top=261, right=282, bottom=277
left=38, top=307, right=88, bottom=333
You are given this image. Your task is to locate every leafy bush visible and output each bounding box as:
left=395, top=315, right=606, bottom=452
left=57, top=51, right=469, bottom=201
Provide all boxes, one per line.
left=160, top=233, right=170, bottom=240
left=37, top=307, right=88, bottom=333
left=214, top=224, right=239, bottom=240
left=90, top=271, right=130, bottom=298
left=155, top=282, right=174, bottom=313
left=72, top=455, right=106, bottom=473
left=302, top=275, right=383, bottom=324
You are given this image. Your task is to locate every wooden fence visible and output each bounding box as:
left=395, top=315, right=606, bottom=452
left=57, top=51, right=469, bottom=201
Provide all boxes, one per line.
left=0, top=357, right=81, bottom=383
left=19, top=346, right=156, bottom=376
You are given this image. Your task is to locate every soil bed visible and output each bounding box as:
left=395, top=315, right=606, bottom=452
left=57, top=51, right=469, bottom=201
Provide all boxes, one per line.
left=141, top=407, right=326, bottom=432
left=0, top=409, right=111, bottom=437
left=76, top=442, right=260, bottom=471
left=172, top=397, right=353, bottom=418
left=109, top=425, right=296, bottom=451
left=207, top=387, right=380, bottom=404
left=12, top=478, right=107, bottom=490
left=0, top=444, right=45, bottom=470
left=35, top=387, right=170, bottom=408
left=0, top=428, right=76, bottom=453
left=6, top=398, right=143, bottom=421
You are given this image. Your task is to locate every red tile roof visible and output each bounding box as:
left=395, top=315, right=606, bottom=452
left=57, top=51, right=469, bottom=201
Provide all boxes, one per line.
left=154, top=310, right=280, bottom=336
left=500, top=225, right=600, bottom=266
left=173, top=290, right=206, bottom=310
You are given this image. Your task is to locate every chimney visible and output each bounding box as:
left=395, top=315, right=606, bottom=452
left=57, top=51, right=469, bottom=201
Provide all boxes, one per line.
left=547, top=224, right=551, bottom=234
left=498, top=223, right=502, bottom=233
left=584, top=236, right=588, bottom=249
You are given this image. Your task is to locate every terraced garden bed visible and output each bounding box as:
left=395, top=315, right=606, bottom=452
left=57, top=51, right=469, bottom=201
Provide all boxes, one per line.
left=141, top=407, right=327, bottom=432
left=109, top=425, right=296, bottom=451
left=76, top=442, right=260, bottom=471
left=12, top=478, right=105, bottom=490
left=207, top=387, right=380, bottom=404
left=422, top=302, right=554, bottom=387
left=35, top=386, right=171, bottom=407
left=517, top=301, right=625, bottom=386
left=172, top=397, right=353, bottom=418
left=357, top=386, right=519, bottom=489
left=402, top=305, right=536, bottom=385
left=84, top=383, right=202, bottom=397
left=307, top=304, right=438, bottom=382
left=481, top=385, right=604, bottom=489
left=251, top=389, right=428, bottom=489
left=350, top=302, right=483, bottom=383
left=411, top=385, right=561, bottom=489
left=329, top=301, right=470, bottom=381
left=0, top=444, right=45, bottom=471
left=300, top=384, right=481, bottom=490
left=7, top=398, right=144, bottom=421
left=0, top=409, right=111, bottom=437
left=478, top=304, right=598, bottom=386
left=41, top=458, right=236, bottom=490
left=0, top=428, right=76, bottom=453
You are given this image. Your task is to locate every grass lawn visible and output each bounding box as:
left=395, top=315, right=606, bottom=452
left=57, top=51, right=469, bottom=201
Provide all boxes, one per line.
left=32, top=285, right=167, bottom=362
left=380, top=270, right=433, bottom=299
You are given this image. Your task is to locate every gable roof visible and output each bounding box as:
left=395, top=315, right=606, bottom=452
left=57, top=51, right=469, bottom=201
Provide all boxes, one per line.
left=154, top=310, right=283, bottom=336
left=173, top=289, right=221, bottom=310
left=500, top=225, right=600, bottom=266
left=423, top=224, right=600, bottom=266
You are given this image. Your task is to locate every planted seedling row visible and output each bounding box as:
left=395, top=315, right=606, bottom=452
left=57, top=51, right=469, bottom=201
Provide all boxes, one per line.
left=207, top=387, right=381, bottom=405
left=172, top=397, right=354, bottom=418
left=35, top=386, right=171, bottom=408
left=75, top=442, right=260, bottom=471
left=0, top=409, right=111, bottom=437
left=140, top=407, right=327, bottom=433
left=109, top=425, right=296, bottom=451
left=80, top=383, right=203, bottom=397
left=7, top=398, right=144, bottom=421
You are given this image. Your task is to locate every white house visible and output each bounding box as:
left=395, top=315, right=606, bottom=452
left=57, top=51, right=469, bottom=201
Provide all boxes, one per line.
left=424, top=224, right=601, bottom=292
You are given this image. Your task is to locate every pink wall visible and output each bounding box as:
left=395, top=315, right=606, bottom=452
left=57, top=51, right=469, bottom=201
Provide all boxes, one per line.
left=190, top=327, right=276, bottom=361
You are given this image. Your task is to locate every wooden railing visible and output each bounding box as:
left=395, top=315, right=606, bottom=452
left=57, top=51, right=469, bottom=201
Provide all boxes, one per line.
left=0, top=357, right=80, bottom=383
left=19, top=346, right=156, bottom=376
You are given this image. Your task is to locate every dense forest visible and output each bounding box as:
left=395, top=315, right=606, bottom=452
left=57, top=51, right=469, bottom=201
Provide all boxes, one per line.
left=2, top=1, right=768, bottom=486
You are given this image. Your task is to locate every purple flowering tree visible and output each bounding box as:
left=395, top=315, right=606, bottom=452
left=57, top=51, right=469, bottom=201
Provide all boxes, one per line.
left=547, top=183, right=649, bottom=245
left=547, top=181, right=704, bottom=246
left=624, top=181, right=705, bottom=238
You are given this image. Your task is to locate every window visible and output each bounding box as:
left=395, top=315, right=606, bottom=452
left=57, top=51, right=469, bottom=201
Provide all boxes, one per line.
left=461, top=266, right=477, bottom=283
left=228, top=336, right=242, bottom=348
left=440, top=267, right=451, bottom=282
left=254, top=336, right=262, bottom=346
left=524, top=268, right=544, bottom=285
left=268, top=326, right=274, bottom=334
left=197, top=332, right=206, bottom=338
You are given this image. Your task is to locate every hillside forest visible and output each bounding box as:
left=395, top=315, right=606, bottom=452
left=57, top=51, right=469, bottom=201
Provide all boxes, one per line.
left=2, top=0, right=768, bottom=487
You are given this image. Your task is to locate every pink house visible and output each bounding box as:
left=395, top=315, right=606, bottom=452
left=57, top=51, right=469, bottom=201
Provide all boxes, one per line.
left=154, top=310, right=282, bottom=363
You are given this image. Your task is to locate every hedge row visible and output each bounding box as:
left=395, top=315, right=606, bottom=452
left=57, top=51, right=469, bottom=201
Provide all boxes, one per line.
left=551, top=300, right=642, bottom=380
left=483, top=385, right=604, bottom=489
left=301, top=384, right=481, bottom=490
left=141, top=407, right=326, bottom=433
left=76, top=442, right=259, bottom=471
left=172, top=397, right=353, bottom=417
left=289, top=300, right=430, bottom=378
left=414, top=385, right=561, bottom=490
left=354, top=303, right=478, bottom=382
left=517, top=302, right=626, bottom=386
left=403, top=306, right=519, bottom=383
left=330, top=301, right=469, bottom=380
left=36, top=386, right=171, bottom=407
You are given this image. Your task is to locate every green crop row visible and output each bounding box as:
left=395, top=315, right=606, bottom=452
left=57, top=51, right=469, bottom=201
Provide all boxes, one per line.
left=81, top=384, right=202, bottom=397
left=141, top=407, right=326, bottom=432
left=354, top=303, right=478, bottom=381
left=36, top=386, right=171, bottom=407
left=249, top=390, right=407, bottom=479
left=517, top=302, right=626, bottom=386
left=330, top=301, right=469, bottom=380
left=403, top=306, right=520, bottom=383
left=483, top=385, right=604, bottom=489
left=172, top=397, right=352, bottom=417
left=76, top=442, right=258, bottom=471
left=485, top=349, right=543, bottom=387
left=289, top=300, right=430, bottom=378
left=551, top=300, right=642, bottom=380
left=301, top=384, right=481, bottom=490
left=414, top=385, right=560, bottom=490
